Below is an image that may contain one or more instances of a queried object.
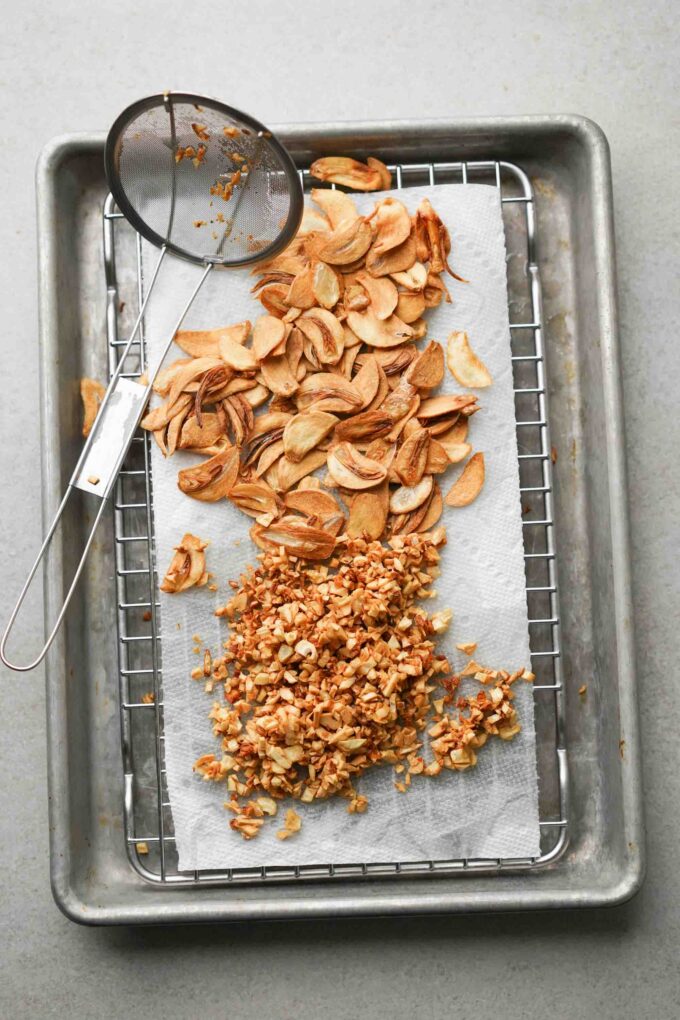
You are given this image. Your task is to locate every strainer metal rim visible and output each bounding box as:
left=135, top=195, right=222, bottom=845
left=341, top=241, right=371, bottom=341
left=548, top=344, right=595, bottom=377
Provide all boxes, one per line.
left=104, top=91, right=303, bottom=268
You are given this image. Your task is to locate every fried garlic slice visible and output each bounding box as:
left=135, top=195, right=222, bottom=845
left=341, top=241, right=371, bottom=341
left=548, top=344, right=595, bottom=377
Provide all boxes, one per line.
left=346, top=482, right=390, bottom=540
left=260, top=353, right=299, bottom=397
left=346, top=310, right=413, bottom=349
left=354, top=270, right=398, bottom=320
left=365, top=232, right=416, bottom=277
left=283, top=488, right=343, bottom=524
left=333, top=409, right=393, bottom=444
left=444, top=452, right=485, bottom=507
left=253, top=315, right=288, bottom=361
left=446, top=330, right=492, bottom=388
left=395, top=290, right=426, bottom=324
left=253, top=515, right=337, bottom=560
left=177, top=446, right=239, bottom=502
left=296, top=373, right=363, bottom=414
left=178, top=412, right=226, bottom=450
left=174, top=321, right=250, bottom=358
left=276, top=448, right=328, bottom=492
left=80, top=377, right=105, bottom=437
left=297, top=308, right=344, bottom=365
left=160, top=533, right=209, bottom=593
left=283, top=410, right=338, bottom=463
left=228, top=480, right=283, bottom=524
left=310, top=188, right=359, bottom=230
left=309, top=156, right=384, bottom=192
left=370, top=198, right=411, bottom=255
left=350, top=355, right=381, bottom=408
left=327, top=442, right=388, bottom=490
left=395, top=427, right=430, bottom=486
left=404, top=340, right=445, bottom=390
left=366, top=156, right=392, bottom=190
left=389, top=475, right=433, bottom=515
left=310, top=218, right=373, bottom=266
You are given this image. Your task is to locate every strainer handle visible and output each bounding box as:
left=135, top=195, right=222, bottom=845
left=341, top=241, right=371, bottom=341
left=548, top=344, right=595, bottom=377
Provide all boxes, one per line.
left=1, top=252, right=213, bottom=672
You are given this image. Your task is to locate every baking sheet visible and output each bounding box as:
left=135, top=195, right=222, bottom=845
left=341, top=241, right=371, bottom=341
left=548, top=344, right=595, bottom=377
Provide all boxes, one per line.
left=143, top=182, right=540, bottom=870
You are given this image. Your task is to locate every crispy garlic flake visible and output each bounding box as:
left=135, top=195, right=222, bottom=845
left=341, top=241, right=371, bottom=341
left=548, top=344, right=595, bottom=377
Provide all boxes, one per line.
left=160, top=533, right=209, bottom=593
left=191, top=531, right=530, bottom=839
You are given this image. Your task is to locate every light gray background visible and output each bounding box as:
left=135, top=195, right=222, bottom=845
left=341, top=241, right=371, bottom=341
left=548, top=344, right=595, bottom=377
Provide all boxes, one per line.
left=1, top=1, right=678, bottom=1017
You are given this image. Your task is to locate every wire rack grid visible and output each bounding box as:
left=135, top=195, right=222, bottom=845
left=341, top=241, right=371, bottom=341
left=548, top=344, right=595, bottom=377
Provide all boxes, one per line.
left=103, top=156, right=569, bottom=887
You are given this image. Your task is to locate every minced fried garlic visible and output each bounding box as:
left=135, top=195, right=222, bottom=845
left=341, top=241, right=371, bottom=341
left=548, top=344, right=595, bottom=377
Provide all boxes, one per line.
left=191, top=529, right=529, bottom=838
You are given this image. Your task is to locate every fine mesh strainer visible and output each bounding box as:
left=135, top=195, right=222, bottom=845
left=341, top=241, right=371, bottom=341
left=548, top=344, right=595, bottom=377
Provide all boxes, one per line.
left=2, top=92, right=303, bottom=671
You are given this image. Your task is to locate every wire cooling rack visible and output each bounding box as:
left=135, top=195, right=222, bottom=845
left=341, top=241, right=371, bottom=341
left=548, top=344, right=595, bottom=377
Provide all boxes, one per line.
left=103, top=157, right=569, bottom=886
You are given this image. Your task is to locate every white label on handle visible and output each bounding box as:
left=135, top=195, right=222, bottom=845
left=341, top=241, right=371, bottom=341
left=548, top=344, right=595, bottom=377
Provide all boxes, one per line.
left=74, top=378, right=148, bottom=496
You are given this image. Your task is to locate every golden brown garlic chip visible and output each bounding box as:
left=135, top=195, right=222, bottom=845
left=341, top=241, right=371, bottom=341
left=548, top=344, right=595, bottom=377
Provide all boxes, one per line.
left=309, top=156, right=385, bottom=191
left=80, top=378, right=106, bottom=437
left=327, top=442, right=388, bottom=490
left=446, top=330, right=493, bottom=388
left=177, top=446, right=240, bottom=502
left=444, top=452, right=485, bottom=507
left=160, top=533, right=209, bottom=593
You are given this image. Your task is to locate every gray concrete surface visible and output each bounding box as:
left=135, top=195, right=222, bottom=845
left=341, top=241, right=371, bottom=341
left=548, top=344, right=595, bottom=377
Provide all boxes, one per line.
left=1, top=1, right=678, bottom=1017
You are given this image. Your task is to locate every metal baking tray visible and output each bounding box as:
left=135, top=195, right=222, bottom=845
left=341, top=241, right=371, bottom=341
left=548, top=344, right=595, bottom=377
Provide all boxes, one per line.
left=36, top=115, right=643, bottom=923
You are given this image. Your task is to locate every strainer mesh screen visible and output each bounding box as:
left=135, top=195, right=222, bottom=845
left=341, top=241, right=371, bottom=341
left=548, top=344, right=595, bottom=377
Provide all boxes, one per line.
left=114, top=100, right=295, bottom=264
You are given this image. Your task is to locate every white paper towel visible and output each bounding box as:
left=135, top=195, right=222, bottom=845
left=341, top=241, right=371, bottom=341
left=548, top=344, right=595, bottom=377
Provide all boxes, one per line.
left=142, top=183, right=540, bottom=870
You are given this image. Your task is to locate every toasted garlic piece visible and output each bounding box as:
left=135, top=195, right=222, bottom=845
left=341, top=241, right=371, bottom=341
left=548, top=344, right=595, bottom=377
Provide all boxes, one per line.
left=296, top=373, right=363, bottom=414
left=417, top=394, right=479, bottom=435
left=333, top=409, right=393, bottom=444
left=297, top=308, right=344, bottom=365
left=370, top=198, right=411, bottom=255
left=446, top=331, right=492, bottom=388
left=438, top=417, right=469, bottom=446
left=395, top=427, right=430, bottom=486
left=297, top=206, right=331, bottom=234
left=346, top=482, right=390, bottom=539
left=253, top=516, right=336, bottom=560
left=160, top=533, right=209, bottom=593
left=309, top=156, right=383, bottom=191
left=389, top=475, right=433, bottom=514
left=174, top=321, right=251, bottom=358
left=258, top=284, right=290, bottom=318
left=346, top=310, right=414, bottom=349
left=219, top=335, right=258, bottom=372
left=286, top=326, right=305, bottom=380
left=312, top=260, right=342, bottom=309
left=417, top=481, right=444, bottom=532
left=354, top=270, right=398, bottom=320
left=228, top=480, right=282, bottom=522
left=326, top=442, right=388, bottom=490
left=80, top=378, right=105, bottom=437
left=311, top=218, right=373, bottom=266
left=285, top=263, right=317, bottom=310
left=365, top=232, right=416, bottom=277
left=395, top=290, right=426, bottom=324
left=283, top=488, right=343, bottom=525
left=438, top=439, right=471, bottom=464
left=351, top=355, right=381, bottom=408
left=178, top=412, right=225, bottom=450
left=283, top=410, right=338, bottom=463
left=177, top=446, right=240, bottom=502
left=391, top=262, right=428, bottom=291
left=260, top=354, right=299, bottom=397
left=310, top=188, right=359, bottom=230
left=424, top=437, right=450, bottom=474
left=366, top=156, right=392, bottom=190
left=404, top=340, right=445, bottom=390
left=276, top=448, right=328, bottom=491
left=444, top=452, right=485, bottom=507
left=253, top=315, right=287, bottom=361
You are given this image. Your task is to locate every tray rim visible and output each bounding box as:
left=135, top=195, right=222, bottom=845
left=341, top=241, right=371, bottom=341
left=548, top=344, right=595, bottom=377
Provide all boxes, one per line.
left=36, top=113, right=644, bottom=925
